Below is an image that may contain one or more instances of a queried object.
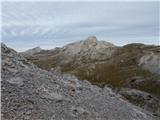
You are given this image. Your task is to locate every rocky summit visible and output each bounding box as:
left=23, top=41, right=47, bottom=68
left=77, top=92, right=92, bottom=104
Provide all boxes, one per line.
left=21, top=46, right=42, bottom=56
left=1, top=43, right=159, bottom=120
left=22, top=36, right=117, bottom=65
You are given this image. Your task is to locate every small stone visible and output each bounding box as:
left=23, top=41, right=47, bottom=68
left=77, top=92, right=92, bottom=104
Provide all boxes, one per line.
left=6, top=77, right=24, bottom=86
left=41, top=92, right=63, bottom=102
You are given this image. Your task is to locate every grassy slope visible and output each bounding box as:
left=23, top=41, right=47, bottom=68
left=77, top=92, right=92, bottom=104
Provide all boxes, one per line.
left=60, top=44, right=160, bottom=98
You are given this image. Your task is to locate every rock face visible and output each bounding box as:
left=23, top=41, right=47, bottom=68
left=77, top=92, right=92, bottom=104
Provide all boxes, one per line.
left=84, top=36, right=98, bottom=47
left=139, top=52, right=160, bottom=75
left=60, top=36, right=116, bottom=62
left=1, top=43, right=158, bottom=120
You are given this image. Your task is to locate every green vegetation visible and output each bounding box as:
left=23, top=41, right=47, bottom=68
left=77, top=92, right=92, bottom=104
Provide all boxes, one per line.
left=69, top=62, right=160, bottom=98
left=60, top=44, right=160, bottom=99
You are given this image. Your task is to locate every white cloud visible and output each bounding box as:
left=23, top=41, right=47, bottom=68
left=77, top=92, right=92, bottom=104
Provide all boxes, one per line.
left=2, top=1, right=159, bottom=51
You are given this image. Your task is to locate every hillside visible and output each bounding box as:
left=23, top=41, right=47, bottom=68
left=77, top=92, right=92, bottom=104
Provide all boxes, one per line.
left=2, top=43, right=159, bottom=119
left=21, top=36, right=160, bottom=116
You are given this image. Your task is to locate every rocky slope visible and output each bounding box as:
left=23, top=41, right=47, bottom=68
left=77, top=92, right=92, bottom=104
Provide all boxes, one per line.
left=2, top=43, right=159, bottom=120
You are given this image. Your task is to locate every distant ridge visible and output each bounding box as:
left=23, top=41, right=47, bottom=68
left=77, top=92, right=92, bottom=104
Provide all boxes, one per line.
left=21, top=46, right=42, bottom=56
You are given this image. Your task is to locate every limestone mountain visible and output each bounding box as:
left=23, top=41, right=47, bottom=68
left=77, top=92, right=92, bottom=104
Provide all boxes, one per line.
left=60, top=36, right=116, bottom=61
left=21, top=36, right=117, bottom=69
left=2, top=43, right=159, bottom=120
left=21, top=36, right=160, bottom=116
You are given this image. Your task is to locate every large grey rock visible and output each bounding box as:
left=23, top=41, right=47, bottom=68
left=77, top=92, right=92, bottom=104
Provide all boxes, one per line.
left=6, top=77, right=24, bottom=86
left=139, top=52, right=160, bottom=75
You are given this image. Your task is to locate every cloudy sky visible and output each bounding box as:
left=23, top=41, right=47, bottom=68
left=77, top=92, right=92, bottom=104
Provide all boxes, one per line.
left=2, top=1, right=159, bottom=51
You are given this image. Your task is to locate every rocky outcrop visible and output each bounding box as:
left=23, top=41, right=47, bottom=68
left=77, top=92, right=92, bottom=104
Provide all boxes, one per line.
left=61, top=36, right=116, bottom=62
left=1, top=43, right=158, bottom=120
left=119, top=88, right=160, bottom=116
left=21, top=46, right=42, bottom=56
left=139, top=52, right=160, bottom=75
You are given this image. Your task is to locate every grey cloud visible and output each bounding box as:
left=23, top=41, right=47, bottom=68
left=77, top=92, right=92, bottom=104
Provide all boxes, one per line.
left=2, top=1, right=159, bottom=51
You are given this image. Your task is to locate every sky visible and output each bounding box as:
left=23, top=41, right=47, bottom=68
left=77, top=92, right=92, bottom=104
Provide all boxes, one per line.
left=2, top=1, right=160, bottom=52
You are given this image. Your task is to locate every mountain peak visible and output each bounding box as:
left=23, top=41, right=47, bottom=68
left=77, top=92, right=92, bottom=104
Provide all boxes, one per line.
left=85, top=36, right=97, bottom=41
left=84, top=36, right=98, bottom=47
left=32, top=46, right=42, bottom=51
left=21, top=46, right=42, bottom=56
